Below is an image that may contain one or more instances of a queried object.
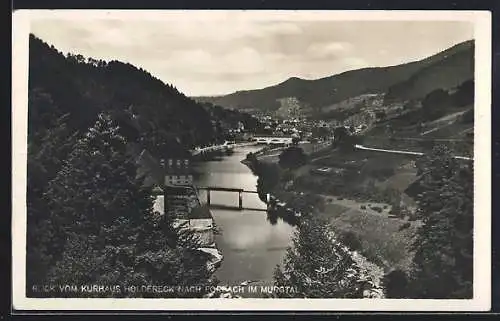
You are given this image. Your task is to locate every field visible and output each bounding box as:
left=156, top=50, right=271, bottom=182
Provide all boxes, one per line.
left=318, top=201, right=421, bottom=273
left=290, top=147, right=422, bottom=273
left=260, top=139, right=432, bottom=274
left=361, top=105, right=473, bottom=156
left=301, top=148, right=419, bottom=203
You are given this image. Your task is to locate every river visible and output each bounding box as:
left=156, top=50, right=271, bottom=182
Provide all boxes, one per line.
left=193, top=146, right=295, bottom=294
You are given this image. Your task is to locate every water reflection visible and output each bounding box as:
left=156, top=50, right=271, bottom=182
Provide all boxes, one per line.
left=266, top=206, right=300, bottom=227
left=193, top=146, right=295, bottom=286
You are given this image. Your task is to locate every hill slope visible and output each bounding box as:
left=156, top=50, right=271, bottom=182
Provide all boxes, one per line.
left=29, top=34, right=219, bottom=157
left=29, top=34, right=263, bottom=162
left=194, top=40, right=474, bottom=114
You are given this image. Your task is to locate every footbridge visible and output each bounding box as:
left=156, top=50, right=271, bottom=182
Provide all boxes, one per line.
left=252, top=136, right=293, bottom=145
left=196, top=186, right=269, bottom=211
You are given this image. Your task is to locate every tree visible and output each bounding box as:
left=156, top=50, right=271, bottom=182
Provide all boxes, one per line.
left=39, top=113, right=149, bottom=294
left=421, top=89, right=449, bottom=121
left=256, top=162, right=282, bottom=202
left=279, top=146, right=307, bottom=169
left=273, top=212, right=363, bottom=298
left=311, top=126, right=330, bottom=140
left=26, top=110, right=78, bottom=292
left=339, top=231, right=362, bottom=252
left=409, top=145, right=473, bottom=298
left=333, top=126, right=361, bottom=151
left=41, top=113, right=211, bottom=297
left=383, top=269, right=409, bottom=298
left=375, top=110, right=386, bottom=120
left=452, top=79, right=474, bottom=107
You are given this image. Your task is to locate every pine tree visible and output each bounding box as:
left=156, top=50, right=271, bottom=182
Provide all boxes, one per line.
left=383, top=269, right=410, bottom=298
left=43, top=113, right=153, bottom=293
left=273, top=210, right=362, bottom=298
left=410, top=145, right=473, bottom=298
left=133, top=209, right=213, bottom=298
left=42, top=113, right=212, bottom=297
left=26, top=111, right=78, bottom=294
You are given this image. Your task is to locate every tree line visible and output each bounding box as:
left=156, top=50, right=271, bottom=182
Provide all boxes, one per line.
left=27, top=35, right=266, bottom=297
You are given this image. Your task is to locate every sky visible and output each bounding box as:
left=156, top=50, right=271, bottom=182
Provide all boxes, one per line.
left=30, top=15, right=474, bottom=97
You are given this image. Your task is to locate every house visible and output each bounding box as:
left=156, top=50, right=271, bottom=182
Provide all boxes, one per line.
left=126, top=143, right=164, bottom=188
left=164, top=158, right=193, bottom=186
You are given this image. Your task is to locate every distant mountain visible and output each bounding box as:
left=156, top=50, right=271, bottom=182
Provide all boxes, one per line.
left=383, top=41, right=474, bottom=103
left=193, top=40, right=474, bottom=114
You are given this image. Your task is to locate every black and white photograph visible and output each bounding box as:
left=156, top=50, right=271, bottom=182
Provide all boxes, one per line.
left=12, top=10, right=491, bottom=311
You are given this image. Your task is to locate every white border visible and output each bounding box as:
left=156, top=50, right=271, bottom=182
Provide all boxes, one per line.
left=12, top=10, right=492, bottom=312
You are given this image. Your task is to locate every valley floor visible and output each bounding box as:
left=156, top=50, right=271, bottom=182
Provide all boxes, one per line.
left=254, top=143, right=424, bottom=276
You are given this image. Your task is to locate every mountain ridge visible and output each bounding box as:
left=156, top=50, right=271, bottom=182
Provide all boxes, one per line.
left=193, top=39, right=474, bottom=113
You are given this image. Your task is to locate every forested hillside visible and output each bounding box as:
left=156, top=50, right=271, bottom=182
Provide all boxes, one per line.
left=26, top=34, right=261, bottom=297
left=383, top=40, right=474, bottom=103
left=194, top=40, right=474, bottom=114
left=30, top=34, right=221, bottom=158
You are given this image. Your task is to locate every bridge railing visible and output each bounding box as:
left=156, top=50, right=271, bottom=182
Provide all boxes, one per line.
left=196, top=186, right=266, bottom=210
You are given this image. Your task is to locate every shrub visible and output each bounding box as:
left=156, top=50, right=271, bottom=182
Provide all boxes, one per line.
left=398, top=222, right=411, bottom=231
left=279, top=146, right=307, bottom=169
left=371, top=206, right=383, bottom=213
left=360, top=205, right=366, bottom=210
left=383, top=269, right=409, bottom=298
left=339, top=231, right=362, bottom=252
left=383, top=205, right=388, bottom=209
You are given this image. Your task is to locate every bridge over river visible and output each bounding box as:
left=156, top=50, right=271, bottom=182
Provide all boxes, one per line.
left=190, top=141, right=256, bottom=156
left=196, top=186, right=269, bottom=211
left=193, top=144, right=295, bottom=293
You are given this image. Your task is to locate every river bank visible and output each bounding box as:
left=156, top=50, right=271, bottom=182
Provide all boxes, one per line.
left=240, top=149, right=386, bottom=298
left=193, top=145, right=295, bottom=297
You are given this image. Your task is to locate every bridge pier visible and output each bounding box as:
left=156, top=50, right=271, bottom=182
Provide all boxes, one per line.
left=197, top=186, right=261, bottom=210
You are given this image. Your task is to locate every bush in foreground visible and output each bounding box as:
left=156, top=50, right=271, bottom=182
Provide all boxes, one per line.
left=273, top=213, right=363, bottom=298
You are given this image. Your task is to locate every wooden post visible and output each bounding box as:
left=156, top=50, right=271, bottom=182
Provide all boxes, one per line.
left=238, top=191, right=243, bottom=210
left=207, top=190, right=211, bottom=205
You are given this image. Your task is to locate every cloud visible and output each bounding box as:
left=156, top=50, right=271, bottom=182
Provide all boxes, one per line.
left=306, top=41, right=353, bottom=59
left=30, top=17, right=474, bottom=96
left=258, top=22, right=303, bottom=36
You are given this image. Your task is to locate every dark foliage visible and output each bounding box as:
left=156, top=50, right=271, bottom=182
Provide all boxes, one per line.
left=339, top=231, right=362, bottom=252
left=451, top=79, right=474, bottom=107
left=383, top=269, right=410, bottom=298
left=28, top=34, right=252, bottom=160
left=26, top=35, right=240, bottom=297
left=279, top=146, right=308, bottom=169
left=273, top=210, right=363, bottom=298
left=421, top=88, right=450, bottom=121
left=409, top=145, right=473, bottom=298
left=398, top=223, right=411, bottom=231
left=332, top=127, right=362, bottom=151
left=28, top=113, right=212, bottom=298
